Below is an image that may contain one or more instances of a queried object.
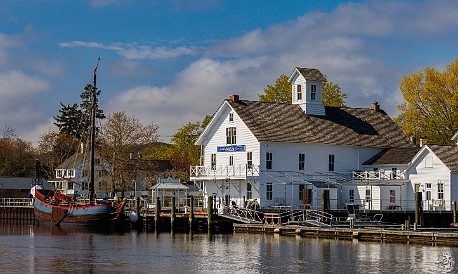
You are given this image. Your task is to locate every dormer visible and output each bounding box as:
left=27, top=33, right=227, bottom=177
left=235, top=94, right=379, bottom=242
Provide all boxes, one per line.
left=288, top=67, right=327, bottom=116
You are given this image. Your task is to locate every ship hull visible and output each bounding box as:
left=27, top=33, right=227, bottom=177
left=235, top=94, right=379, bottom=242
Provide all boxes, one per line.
left=34, top=190, right=117, bottom=226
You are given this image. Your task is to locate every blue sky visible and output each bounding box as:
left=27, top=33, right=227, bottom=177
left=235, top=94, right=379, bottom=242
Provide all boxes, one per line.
left=1, top=0, right=457, bottom=145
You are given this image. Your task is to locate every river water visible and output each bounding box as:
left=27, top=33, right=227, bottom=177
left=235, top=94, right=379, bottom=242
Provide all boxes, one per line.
left=0, top=224, right=456, bottom=273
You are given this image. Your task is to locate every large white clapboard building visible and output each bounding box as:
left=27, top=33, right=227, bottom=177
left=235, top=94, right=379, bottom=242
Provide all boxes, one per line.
left=190, top=67, right=458, bottom=212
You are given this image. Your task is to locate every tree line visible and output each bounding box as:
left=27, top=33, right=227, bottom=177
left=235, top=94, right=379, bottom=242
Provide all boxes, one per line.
left=1, top=60, right=457, bottom=188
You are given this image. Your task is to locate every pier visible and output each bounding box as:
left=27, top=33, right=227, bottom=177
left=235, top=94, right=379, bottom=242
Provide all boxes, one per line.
left=0, top=198, right=35, bottom=224
left=233, top=224, right=458, bottom=246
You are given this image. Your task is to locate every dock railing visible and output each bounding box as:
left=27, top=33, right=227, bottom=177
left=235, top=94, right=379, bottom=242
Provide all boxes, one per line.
left=0, top=198, right=33, bottom=208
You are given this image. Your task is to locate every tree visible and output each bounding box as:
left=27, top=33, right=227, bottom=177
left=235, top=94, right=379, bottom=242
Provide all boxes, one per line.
left=54, top=84, right=105, bottom=141
left=99, top=112, right=159, bottom=195
left=0, top=136, right=35, bottom=177
left=322, top=82, right=347, bottom=107
left=258, top=74, right=347, bottom=106
left=36, top=131, right=79, bottom=179
left=258, top=74, right=291, bottom=103
left=396, top=60, right=458, bottom=145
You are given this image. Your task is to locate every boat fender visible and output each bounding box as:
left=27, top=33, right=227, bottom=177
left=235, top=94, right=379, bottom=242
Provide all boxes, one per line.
left=129, top=212, right=139, bottom=223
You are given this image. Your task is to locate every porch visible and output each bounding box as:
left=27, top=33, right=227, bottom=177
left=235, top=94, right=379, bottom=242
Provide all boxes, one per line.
left=190, top=165, right=260, bottom=180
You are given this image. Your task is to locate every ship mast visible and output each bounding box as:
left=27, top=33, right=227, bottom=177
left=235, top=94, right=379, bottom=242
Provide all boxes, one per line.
left=89, top=57, right=100, bottom=204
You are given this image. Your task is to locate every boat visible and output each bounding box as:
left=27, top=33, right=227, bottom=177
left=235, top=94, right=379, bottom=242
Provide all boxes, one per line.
left=32, top=59, right=127, bottom=226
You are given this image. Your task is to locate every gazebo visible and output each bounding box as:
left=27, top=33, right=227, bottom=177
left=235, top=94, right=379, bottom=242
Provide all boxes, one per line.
left=152, top=177, right=189, bottom=210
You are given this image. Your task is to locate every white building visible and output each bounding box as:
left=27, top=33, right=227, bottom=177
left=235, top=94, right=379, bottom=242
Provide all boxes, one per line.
left=48, top=151, right=111, bottom=196
left=190, top=67, right=419, bottom=212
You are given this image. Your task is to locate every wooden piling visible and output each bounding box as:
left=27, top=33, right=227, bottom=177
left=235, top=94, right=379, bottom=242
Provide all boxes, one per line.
left=453, top=201, right=457, bottom=224
left=171, top=196, right=176, bottom=229
left=321, top=189, right=330, bottom=213
left=415, top=192, right=423, bottom=227
left=207, top=196, right=213, bottom=232
left=155, top=197, right=161, bottom=230
left=189, top=195, right=194, bottom=231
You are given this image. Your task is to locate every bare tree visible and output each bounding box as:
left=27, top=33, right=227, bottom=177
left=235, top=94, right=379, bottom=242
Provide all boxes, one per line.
left=99, top=111, right=159, bottom=196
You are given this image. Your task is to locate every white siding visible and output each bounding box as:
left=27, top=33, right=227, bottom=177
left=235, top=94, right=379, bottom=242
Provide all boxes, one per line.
left=203, top=104, right=260, bottom=169
left=408, top=149, right=451, bottom=210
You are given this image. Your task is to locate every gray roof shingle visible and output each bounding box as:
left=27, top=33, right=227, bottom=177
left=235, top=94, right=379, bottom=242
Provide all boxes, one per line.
left=362, top=147, right=421, bottom=165
left=429, top=145, right=458, bottom=172
left=228, top=100, right=415, bottom=148
left=296, top=68, right=327, bottom=82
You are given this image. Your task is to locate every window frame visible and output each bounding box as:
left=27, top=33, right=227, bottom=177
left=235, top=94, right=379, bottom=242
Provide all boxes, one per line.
left=328, top=154, right=335, bottom=172
left=266, top=152, right=272, bottom=170
left=297, top=84, right=302, bottom=101
left=226, top=127, right=237, bottom=145
left=311, top=84, right=317, bottom=100
left=247, top=183, right=252, bottom=200
left=211, top=153, right=216, bottom=170
left=299, top=153, right=305, bottom=171
left=247, top=152, right=253, bottom=168
left=266, top=182, right=273, bottom=200
left=438, top=183, right=444, bottom=200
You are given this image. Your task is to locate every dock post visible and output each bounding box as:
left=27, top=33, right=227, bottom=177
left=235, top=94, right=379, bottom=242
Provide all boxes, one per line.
left=453, top=201, right=457, bottom=224
left=171, top=196, right=176, bottom=230
left=155, top=197, right=161, bottom=230
left=189, top=195, right=194, bottom=232
left=415, top=192, right=423, bottom=228
left=207, top=196, right=214, bottom=232
left=321, top=190, right=330, bottom=213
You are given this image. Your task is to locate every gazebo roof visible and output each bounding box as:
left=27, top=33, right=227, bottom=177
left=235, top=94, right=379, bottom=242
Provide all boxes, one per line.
left=152, top=177, right=189, bottom=191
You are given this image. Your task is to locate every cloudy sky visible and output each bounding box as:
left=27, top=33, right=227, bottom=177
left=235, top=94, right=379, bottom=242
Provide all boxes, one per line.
left=1, top=0, right=457, bottom=145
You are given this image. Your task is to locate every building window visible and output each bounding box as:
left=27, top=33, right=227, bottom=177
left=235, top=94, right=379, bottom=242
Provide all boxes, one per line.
left=247, top=152, right=253, bottom=168
left=56, top=169, right=63, bottom=178
left=266, top=183, right=273, bottom=200
left=229, top=113, right=234, bottom=122
left=299, top=153, right=305, bottom=171
left=365, top=189, right=371, bottom=203
left=328, top=154, right=335, bottom=172
left=266, top=152, right=272, bottom=170
left=68, top=182, right=73, bottom=190
left=426, top=191, right=431, bottom=200
left=438, top=183, right=444, bottom=200
left=391, top=168, right=397, bottom=179
left=247, top=183, right=252, bottom=200
left=229, top=156, right=234, bottom=166
left=226, top=127, right=236, bottom=144
left=426, top=183, right=431, bottom=189
left=211, top=154, right=216, bottom=170
left=390, top=190, right=396, bottom=203
left=297, top=84, right=302, bottom=101
left=311, top=84, right=317, bottom=100
left=299, top=184, right=305, bottom=200
left=349, top=189, right=355, bottom=203
left=68, top=169, right=75, bottom=178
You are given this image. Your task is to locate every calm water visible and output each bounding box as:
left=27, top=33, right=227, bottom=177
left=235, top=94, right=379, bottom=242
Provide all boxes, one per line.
left=0, top=224, right=456, bottom=273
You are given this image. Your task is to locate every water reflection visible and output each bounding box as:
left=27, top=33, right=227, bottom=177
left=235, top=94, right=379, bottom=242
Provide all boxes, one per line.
left=0, top=224, right=456, bottom=273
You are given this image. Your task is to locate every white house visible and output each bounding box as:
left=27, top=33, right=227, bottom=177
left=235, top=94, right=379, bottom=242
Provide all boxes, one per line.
left=48, top=150, right=111, bottom=196
left=190, top=67, right=416, bottom=212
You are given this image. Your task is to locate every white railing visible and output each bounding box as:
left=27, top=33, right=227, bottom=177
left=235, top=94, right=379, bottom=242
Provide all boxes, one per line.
left=190, top=165, right=260, bottom=179
left=0, top=198, right=33, bottom=207
left=352, top=170, right=406, bottom=180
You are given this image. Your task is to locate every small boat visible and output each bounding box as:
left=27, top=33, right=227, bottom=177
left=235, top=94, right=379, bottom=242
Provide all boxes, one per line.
left=32, top=59, right=127, bottom=226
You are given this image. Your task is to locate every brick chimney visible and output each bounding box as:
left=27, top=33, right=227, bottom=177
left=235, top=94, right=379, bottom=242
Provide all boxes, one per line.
left=230, top=94, right=239, bottom=103
left=371, top=102, right=380, bottom=112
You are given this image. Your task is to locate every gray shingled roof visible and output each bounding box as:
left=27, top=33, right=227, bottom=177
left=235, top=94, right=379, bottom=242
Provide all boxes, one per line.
left=362, top=147, right=421, bottom=165
left=296, top=67, right=327, bottom=82
left=58, top=153, right=86, bottom=169
left=228, top=100, right=415, bottom=148
left=0, top=177, right=52, bottom=190
left=429, top=145, right=458, bottom=172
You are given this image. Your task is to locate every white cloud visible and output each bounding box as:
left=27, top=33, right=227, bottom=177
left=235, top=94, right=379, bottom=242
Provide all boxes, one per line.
left=59, top=41, right=199, bottom=59
left=103, top=0, right=458, bottom=141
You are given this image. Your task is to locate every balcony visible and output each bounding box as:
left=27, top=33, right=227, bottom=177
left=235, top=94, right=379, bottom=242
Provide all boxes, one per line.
left=190, top=165, right=260, bottom=180
left=352, top=170, right=406, bottom=181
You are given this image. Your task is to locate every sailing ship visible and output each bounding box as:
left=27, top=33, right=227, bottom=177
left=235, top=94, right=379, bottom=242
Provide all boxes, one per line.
left=33, top=59, right=127, bottom=226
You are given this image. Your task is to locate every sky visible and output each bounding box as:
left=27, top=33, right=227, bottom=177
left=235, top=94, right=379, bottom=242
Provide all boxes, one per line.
left=1, top=0, right=457, bottom=146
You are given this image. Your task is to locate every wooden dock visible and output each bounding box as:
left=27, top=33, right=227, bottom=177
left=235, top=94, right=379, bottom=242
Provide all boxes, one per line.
left=233, top=224, right=458, bottom=246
